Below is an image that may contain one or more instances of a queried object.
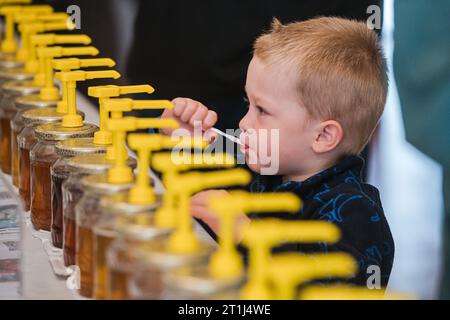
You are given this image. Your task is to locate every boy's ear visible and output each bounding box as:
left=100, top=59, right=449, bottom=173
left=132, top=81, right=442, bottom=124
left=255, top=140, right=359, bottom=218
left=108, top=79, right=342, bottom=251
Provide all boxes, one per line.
left=312, top=120, right=344, bottom=154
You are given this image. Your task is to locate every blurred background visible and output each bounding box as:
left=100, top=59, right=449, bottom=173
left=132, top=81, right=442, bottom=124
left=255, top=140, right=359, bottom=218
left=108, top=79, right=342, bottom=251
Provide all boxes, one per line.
left=36, top=0, right=449, bottom=299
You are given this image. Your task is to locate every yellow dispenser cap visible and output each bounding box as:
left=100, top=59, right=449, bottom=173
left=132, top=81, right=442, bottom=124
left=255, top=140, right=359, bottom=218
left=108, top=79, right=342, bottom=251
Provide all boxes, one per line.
left=166, top=168, right=251, bottom=255
left=15, top=13, right=71, bottom=62
left=37, top=46, right=100, bottom=100
left=208, top=191, right=301, bottom=280
left=0, top=5, right=53, bottom=53
left=267, top=253, right=357, bottom=299
left=127, top=134, right=208, bottom=205
left=240, top=219, right=341, bottom=300
left=54, top=70, right=121, bottom=127
left=88, top=86, right=155, bottom=145
left=101, top=98, right=174, bottom=156
left=105, top=117, right=179, bottom=184
left=299, top=285, right=410, bottom=300
left=151, top=152, right=236, bottom=229
left=27, top=33, right=91, bottom=73
left=53, top=58, right=115, bottom=113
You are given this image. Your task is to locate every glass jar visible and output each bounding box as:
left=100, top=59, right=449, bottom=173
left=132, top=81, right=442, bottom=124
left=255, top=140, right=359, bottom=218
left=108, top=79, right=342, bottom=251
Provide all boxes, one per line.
left=51, top=139, right=107, bottom=249
left=63, top=155, right=137, bottom=267
left=11, top=95, right=58, bottom=187
left=18, top=108, right=68, bottom=211
left=75, top=174, right=133, bottom=298
left=0, top=68, right=34, bottom=87
left=105, top=212, right=170, bottom=300
left=30, top=123, right=98, bottom=231
left=94, top=192, right=160, bottom=300
left=128, top=237, right=214, bottom=300
left=0, top=80, right=40, bottom=174
left=162, top=264, right=245, bottom=300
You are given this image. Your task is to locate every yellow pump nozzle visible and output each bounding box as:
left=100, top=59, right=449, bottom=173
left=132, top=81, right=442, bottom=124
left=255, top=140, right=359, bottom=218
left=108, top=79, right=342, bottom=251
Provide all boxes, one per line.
left=207, top=191, right=301, bottom=280
left=54, top=70, right=121, bottom=127
left=0, top=5, right=53, bottom=53
left=105, top=117, right=179, bottom=185
left=15, top=13, right=71, bottom=62
left=100, top=97, right=174, bottom=157
left=27, top=33, right=91, bottom=73
left=299, top=285, right=410, bottom=300
left=151, top=151, right=235, bottom=229
left=240, top=219, right=341, bottom=300
left=87, top=86, right=156, bottom=145
left=165, top=168, right=251, bottom=255
left=53, top=58, right=115, bottom=114
left=127, top=134, right=208, bottom=205
left=267, top=253, right=357, bottom=299
left=37, top=46, right=100, bottom=100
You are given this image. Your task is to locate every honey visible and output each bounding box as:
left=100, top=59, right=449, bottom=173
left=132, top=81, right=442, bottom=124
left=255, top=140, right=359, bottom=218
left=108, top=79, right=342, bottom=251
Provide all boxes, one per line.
left=105, top=215, right=169, bottom=300
left=11, top=96, right=58, bottom=187
left=0, top=117, right=12, bottom=174
left=75, top=174, right=133, bottom=298
left=51, top=139, right=107, bottom=248
left=0, top=80, right=40, bottom=174
left=18, top=108, right=82, bottom=211
left=62, top=155, right=136, bottom=267
left=30, top=123, right=97, bottom=231
left=93, top=227, right=116, bottom=300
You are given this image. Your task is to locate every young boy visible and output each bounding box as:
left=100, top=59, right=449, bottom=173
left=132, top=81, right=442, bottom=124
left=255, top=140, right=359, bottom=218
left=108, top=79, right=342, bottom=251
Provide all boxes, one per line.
left=160, top=17, right=394, bottom=287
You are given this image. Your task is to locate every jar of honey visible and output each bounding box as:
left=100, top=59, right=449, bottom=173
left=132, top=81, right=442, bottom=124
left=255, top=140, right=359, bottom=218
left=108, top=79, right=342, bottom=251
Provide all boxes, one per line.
left=11, top=96, right=58, bottom=187
left=128, top=237, right=214, bottom=300
left=94, top=190, right=161, bottom=300
left=105, top=211, right=170, bottom=300
left=0, top=80, right=40, bottom=174
left=30, top=123, right=98, bottom=231
left=62, top=154, right=137, bottom=267
left=51, top=139, right=107, bottom=249
left=75, top=174, right=133, bottom=298
left=18, top=108, right=71, bottom=211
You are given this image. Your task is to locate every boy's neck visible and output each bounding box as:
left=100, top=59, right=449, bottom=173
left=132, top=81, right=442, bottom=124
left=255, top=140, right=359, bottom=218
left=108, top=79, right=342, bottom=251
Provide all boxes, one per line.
left=282, top=155, right=345, bottom=183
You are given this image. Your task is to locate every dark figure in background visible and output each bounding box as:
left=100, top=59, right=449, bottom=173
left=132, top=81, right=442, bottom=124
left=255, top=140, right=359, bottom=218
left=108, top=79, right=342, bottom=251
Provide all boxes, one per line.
left=127, top=0, right=381, bottom=132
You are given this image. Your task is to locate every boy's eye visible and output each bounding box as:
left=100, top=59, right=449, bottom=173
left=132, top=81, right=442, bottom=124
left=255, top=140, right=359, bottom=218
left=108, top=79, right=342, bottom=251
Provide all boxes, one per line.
left=256, top=106, right=267, bottom=115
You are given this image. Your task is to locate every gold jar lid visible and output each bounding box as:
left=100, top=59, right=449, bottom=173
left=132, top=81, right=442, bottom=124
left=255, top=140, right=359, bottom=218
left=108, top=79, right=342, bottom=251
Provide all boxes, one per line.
left=136, top=237, right=214, bottom=269
left=2, top=80, right=41, bottom=96
left=0, top=68, right=33, bottom=82
left=99, top=191, right=160, bottom=216
left=15, top=95, right=59, bottom=110
left=55, top=138, right=107, bottom=157
left=67, top=154, right=137, bottom=173
left=116, top=213, right=171, bottom=241
left=34, top=123, right=98, bottom=141
left=22, top=108, right=85, bottom=127
left=164, top=264, right=246, bottom=297
left=0, top=56, right=24, bottom=69
left=80, top=174, right=134, bottom=194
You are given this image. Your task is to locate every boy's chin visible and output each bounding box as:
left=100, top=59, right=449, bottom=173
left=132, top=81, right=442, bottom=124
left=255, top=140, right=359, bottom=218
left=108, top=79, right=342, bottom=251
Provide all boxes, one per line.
left=245, top=160, right=280, bottom=176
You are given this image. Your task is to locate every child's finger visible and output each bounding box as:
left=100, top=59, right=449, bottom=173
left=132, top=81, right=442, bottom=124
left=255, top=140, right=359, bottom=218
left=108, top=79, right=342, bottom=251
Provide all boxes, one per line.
left=189, top=105, right=208, bottom=127
left=180, top=102, right=199, bottom=122
left=172, top=98, right=188, bottom=117
left=203, top=110, right=218, bottom=129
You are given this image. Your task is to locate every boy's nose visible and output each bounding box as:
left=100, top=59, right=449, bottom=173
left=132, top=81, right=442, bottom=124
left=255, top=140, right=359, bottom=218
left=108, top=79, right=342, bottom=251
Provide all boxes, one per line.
left=239, top=111, right=251, bottom=132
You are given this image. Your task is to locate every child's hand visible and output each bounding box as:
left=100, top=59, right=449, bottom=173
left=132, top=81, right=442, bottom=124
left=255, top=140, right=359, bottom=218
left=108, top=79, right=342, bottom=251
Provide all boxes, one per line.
left=191, top=189, right=251, bottom=243
left=161, top=97, right=218, bottom=142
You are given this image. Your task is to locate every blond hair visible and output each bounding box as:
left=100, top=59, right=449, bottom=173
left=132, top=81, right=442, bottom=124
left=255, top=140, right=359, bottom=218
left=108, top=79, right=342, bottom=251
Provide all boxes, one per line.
left=254, top=17, right=388, bottom=154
